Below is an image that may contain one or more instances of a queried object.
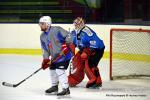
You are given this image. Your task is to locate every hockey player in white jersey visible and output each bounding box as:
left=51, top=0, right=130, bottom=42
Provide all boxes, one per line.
left=39, top=16, right=74, bottom=97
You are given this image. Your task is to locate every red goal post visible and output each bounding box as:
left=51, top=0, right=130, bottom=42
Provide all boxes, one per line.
left=110, top=28, right=150, bottom=80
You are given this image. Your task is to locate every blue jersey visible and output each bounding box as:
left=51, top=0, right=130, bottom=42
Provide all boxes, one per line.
left=72, top=26, right=105, bottom=50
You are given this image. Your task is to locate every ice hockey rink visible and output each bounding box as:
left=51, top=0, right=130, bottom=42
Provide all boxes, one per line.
left=0, top=54, right=150, bottom=100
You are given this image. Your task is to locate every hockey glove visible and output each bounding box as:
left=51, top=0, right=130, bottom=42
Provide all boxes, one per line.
left=81, top=51, right=88, bottom=60
left=42, top=59, right=51, bottom=70
left=83, top=48, right=95, bottom=56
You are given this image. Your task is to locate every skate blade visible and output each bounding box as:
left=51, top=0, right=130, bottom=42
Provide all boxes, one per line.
left=57, top=94, right=71, bottom=99
left=45, top=92, right=58, bottom=95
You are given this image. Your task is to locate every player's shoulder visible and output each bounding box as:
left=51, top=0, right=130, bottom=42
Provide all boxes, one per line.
left=40, top=32, right=45, bottom=37
left=40, top=32, right=46, bottom=41
left=52, top=26, right=62, bottom=30
left=82, top=26, right=94, bottom=36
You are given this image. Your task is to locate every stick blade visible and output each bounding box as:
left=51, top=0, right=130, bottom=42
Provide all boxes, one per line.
left=2, top=82, right=15, bottom=87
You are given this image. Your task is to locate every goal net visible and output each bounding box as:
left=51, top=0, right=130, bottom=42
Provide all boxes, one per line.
left=110, top=28, right=150, bottom=80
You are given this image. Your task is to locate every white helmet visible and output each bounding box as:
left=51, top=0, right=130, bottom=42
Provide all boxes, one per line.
left=39, top=16, right=52, bottom=27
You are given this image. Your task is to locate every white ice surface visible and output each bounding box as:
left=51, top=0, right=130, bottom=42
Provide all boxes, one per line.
left=0, top=54, right=150, bottom=100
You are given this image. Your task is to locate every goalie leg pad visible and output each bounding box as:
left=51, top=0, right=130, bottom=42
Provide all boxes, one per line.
left=92, top=67, right=102, bottom=87
left=68, top=75, right=83, bottom=87
left=85, top=60, right=97, bottom=88
left=68, top=72, right=85, bottom=87
left=68, top=52, right=85, bottom=87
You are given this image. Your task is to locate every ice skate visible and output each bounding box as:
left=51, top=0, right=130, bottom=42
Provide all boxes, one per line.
left=96, top=82, right=102, bottom=87
left=45, top=85, right=58, bottom=95
left=57, top=88, right=71, bottom=99
left=86, top=83, right=102, bottom=89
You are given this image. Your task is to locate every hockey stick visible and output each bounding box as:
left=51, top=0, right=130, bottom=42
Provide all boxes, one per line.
left=2, top=55, right=62, bottom=88
left=2, top=67, right=42, bottom=87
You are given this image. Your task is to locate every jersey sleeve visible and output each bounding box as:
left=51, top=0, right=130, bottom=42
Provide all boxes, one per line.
left=40, top=35, right=50, bottom=59
left=58, top=26, right=73, bottom=44
left=71, top=30, right=77, bottom=47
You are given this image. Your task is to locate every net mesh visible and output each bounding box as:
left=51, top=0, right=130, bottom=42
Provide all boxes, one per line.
left=111, top=29, right=150, bottom=80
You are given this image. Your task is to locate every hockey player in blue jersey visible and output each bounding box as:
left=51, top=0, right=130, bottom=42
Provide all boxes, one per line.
left=68, top=17, right=105, bottom=88
left=39, top=16, right=73, bottom=96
